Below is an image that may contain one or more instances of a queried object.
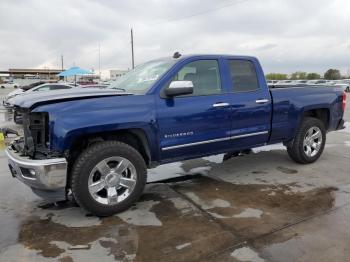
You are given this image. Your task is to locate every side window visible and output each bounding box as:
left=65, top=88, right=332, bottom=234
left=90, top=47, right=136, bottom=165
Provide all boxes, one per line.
left=35, top=86, right=50, bottom=91
left=172, top=60, right=222, bottom=96
left=229, top=60, right=259, bottom=92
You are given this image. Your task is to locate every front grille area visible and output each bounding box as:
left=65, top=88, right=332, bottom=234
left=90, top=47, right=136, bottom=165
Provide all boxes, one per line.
left=11, top=109, right=62, bottom=159
left=15, top=109, right=49, bottom=158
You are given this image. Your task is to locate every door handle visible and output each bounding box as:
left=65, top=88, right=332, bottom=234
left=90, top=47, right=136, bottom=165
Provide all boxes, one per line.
left=213, top=102, right=230, bottom=108
left=255, top=99, right=269, bottom=104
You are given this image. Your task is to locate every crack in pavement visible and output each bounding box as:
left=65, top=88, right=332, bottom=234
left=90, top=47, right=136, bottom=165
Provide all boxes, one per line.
left=173, top=182, right=350, bottom=260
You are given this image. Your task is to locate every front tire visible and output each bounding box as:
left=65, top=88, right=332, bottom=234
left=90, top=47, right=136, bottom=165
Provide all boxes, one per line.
left=287, top=117, right=326, bottom=164
left=71, top=141, right=147, bottom=216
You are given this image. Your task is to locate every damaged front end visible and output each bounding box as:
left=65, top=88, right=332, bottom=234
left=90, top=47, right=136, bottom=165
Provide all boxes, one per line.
left=11, top=108, right=61, bottom=159
left=6, top=108, right=68, bottom=202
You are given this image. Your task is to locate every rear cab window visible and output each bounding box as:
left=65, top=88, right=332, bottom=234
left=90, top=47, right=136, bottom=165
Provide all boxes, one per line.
left=229, top=60, right=260, bottom=92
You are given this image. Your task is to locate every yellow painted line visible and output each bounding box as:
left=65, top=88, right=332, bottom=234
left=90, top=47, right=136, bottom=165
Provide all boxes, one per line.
left=0, top=132, right=5, bottom=149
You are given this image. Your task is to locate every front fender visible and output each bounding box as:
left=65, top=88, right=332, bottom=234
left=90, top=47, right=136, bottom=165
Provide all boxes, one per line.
left=33, top=95, right=159, bottom=161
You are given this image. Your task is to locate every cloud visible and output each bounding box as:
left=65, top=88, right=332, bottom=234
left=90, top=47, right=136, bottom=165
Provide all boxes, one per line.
left=1, top=0, right=350, bottom=75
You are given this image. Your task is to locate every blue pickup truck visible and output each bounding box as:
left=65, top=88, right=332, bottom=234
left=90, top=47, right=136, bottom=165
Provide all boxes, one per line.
left=6, top=54, right=346, bottom=216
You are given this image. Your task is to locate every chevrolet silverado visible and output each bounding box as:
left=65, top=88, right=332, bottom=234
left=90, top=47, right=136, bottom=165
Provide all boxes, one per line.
left=6, top=54, right=346, bottom=216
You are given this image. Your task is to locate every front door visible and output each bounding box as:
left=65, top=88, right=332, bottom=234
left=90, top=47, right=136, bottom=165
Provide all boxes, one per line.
left=156, top=59, right=232, bottom=162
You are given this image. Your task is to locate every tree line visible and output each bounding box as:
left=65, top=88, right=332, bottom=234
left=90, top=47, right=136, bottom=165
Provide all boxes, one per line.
left=266, top=69, right=342, bottom=80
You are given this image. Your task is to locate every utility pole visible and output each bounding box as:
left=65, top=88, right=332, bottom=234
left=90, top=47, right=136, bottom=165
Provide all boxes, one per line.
left=60, top=54, right=64, bottom=70
left=98, top=43, right=101, bottom=82
left=131, top=28, right=135, bottom=69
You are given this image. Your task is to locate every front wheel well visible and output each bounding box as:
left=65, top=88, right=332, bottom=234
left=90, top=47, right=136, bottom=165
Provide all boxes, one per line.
left=68, top=129, right=151, bottom=169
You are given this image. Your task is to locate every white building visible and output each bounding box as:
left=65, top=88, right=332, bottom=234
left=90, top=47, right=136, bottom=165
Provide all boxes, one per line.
left=110, top=69, right=128, bottom=80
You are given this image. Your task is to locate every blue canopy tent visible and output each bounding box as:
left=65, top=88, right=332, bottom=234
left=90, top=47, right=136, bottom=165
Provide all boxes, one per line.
left=57, top=66, right=92, bottom=85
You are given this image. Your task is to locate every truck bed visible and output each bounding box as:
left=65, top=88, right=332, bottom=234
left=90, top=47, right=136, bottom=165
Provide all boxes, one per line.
left=269, top=85, right=345, bottom=143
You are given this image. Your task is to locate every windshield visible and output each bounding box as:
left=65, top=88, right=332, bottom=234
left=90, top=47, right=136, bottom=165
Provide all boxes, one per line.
left=108, top=59, right=176, bottom=94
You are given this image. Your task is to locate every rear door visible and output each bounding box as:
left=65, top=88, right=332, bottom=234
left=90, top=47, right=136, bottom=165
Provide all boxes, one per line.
left=156, top=59, right=233, bottom=161
left=225, top=59, right=272, bottom=147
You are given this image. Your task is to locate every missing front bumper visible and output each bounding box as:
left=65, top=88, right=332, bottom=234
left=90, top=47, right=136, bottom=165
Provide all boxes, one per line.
left=6, top=146, right=68, bottom=201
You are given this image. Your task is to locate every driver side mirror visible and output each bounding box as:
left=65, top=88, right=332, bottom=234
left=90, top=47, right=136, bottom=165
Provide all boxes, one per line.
left=164, top=80, right=194, bottom=97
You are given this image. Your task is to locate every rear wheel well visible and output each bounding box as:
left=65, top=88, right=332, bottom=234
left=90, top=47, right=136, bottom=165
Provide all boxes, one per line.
left=301, top=108, right=330, bottom=130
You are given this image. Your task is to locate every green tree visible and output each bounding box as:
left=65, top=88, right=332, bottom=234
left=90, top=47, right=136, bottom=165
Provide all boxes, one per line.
left=290, top=71, right=307, bottom=80
left=306, top=73, right=321, bottom=80
left=324, top=69, right=341, bottom=80
left=265, top=73, right=288, bottom=80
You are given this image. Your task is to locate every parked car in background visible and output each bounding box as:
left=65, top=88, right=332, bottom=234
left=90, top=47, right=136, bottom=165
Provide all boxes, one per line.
left=21, top=80, right=57, bottom=91
left=333, top=80, right=350, bottom=92
left=313, top=80, right=329, bottom=85
left=4, top=81, right=55, bottom=103
left=267, top=80, right=279, bottom=85
left=0, top=81, right=19, bottom=89
left=3, top=83, right=75, bottom=108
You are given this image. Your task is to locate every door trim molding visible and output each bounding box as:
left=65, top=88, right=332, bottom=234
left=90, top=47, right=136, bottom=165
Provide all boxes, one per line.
left=161, top=131, right=268, bottom=151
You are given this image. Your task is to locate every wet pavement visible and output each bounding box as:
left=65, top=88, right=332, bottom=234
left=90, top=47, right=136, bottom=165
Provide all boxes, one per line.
left=0, top=94, right=350, bottom=261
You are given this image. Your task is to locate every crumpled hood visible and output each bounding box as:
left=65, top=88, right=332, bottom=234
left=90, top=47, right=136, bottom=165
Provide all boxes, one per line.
left=10, top=88, right=132, bottom=109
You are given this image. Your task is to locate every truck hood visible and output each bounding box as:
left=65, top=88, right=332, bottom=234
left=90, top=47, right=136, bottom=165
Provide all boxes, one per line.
left=10, top=88, right=132, bottom=109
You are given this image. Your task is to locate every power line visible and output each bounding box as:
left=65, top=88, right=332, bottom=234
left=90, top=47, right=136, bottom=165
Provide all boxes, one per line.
left=131, top=28, right=135, bottom=69
left=116, top=0, right=255, bottom=69
left=149, top=0, right=253, bottom=26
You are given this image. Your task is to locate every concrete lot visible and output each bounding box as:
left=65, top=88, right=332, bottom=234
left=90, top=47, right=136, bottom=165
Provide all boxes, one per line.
left=0, top=89, right=349, bottom=261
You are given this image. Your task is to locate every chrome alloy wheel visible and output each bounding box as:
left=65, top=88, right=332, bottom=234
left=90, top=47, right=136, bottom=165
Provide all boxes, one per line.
left=88, top=156, right=137, bottom=205
left=303, top=126, right=322, bottom=157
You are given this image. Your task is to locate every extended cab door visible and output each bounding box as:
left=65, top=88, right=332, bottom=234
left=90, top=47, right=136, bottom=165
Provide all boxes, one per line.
left=156, top=59, right=233, bottom=162
left=225, top=59, right=272, bottom=147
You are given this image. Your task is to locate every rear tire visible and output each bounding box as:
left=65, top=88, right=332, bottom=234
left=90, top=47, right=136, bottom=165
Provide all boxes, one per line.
left=71, top=141, right=147, bottom=217
left=287, top=117, right=326, bottom=164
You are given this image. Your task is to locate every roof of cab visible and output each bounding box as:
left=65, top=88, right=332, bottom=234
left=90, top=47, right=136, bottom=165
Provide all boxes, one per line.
left=174, top=54, right=258, bottom=60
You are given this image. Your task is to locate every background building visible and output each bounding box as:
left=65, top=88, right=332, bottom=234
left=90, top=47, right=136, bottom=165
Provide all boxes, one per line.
left=0, top=68, right=63, bottom=80
left=110, top=69, right=128, bottom=80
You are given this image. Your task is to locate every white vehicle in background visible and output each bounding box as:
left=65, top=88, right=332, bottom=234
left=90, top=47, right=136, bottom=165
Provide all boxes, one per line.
left=275, top=80, right=295, bottom=86
left=333, top=80, right=350, bottom=92
left=310, top=79, right=349, bottom=92
left=3, top=83, right=76, bottom=108
left=293, top=80, right=309, bottom=85
left=267, top=80, right=279, bottom=85
left=0, top=81, right=19, bottom=89
left=313, top=80, right=332, bottom=85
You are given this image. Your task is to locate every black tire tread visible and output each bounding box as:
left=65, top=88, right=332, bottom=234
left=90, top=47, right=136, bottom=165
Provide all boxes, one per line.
left=287, top=117, right=326, bottom=164
left=71, top=140, right=147, bottom=216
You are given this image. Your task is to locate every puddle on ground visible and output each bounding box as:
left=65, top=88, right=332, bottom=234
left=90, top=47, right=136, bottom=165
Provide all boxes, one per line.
left=171, top=176, right=337, bottom=239
left=2, top=184, right=238, bottom=261
left=249, top=204, right=350, bottom=262
left=0, top=175, right=341, bottom=261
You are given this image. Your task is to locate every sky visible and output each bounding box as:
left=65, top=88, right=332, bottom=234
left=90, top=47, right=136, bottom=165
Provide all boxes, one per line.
left=1, top=0, right=350, bottom=78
